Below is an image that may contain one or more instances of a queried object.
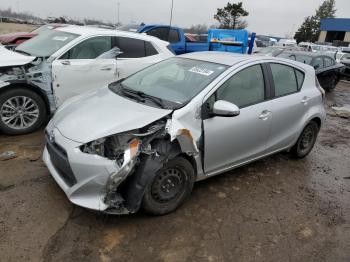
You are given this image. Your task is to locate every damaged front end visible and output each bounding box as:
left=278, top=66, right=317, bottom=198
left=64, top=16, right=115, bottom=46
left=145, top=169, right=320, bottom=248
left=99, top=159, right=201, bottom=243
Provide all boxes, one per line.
left=0, top=57, right=56, bottom=112
left=77, top=116, right=201, bottom=215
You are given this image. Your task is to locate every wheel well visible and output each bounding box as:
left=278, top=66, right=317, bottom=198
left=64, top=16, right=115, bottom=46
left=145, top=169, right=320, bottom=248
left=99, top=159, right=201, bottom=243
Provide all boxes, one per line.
left=179, top=153, right=198, bottom=178
left=310, top=117, right=321, bottom=128
left=0, top=83, right=51, bottom=116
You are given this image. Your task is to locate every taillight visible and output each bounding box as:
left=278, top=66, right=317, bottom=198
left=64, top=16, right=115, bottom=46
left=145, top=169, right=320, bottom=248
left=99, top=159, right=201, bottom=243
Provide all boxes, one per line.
left=315, top=76, right=325, bottom=102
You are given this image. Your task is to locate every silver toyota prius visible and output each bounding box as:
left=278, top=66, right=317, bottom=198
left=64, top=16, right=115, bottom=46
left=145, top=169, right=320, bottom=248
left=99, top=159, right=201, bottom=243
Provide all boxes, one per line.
left=43, top=52, right=326, bottom=215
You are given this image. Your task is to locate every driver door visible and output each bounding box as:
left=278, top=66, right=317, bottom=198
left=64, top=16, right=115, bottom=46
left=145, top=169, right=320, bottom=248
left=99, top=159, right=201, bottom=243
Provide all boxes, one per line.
left=203, top=64, right=273, bottom=174
left=52, top=36, right=118, bottom=106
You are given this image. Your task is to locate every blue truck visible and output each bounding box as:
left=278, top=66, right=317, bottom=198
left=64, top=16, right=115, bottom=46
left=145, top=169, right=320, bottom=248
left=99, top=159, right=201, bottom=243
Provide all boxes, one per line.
left=137, top=24, right=250, bottom=55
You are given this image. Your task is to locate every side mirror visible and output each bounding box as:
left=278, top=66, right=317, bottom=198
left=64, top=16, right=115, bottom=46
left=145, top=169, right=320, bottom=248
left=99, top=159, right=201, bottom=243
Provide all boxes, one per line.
left=212, top=100, right=240, bottom=117
left=97, top=47, right=123, bottom=59
left=313, top=64, right=320, bottom=70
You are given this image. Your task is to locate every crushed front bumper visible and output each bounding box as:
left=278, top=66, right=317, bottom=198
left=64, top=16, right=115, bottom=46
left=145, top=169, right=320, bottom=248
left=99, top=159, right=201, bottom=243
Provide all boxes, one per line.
left=42, top=127, right=128, bottom=212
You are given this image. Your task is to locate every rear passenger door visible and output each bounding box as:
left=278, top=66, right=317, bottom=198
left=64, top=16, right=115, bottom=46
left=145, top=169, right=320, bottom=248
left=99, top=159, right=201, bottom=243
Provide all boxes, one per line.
left=114, top=37, right=163, bottom=79
left=266, top=63, right=308, bottom=152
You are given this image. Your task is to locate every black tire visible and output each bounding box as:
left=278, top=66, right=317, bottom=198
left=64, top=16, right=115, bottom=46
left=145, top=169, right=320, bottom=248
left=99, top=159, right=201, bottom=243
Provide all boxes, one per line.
left=142, top=157, right=195, bottom=215
left=291, top=121, right=319, bottom=159
left=0, top=88, right=47, bottom=135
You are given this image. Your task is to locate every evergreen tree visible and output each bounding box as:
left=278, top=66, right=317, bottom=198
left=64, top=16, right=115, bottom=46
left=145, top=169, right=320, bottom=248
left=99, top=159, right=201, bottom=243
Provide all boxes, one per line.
left=294, top=0, right=336, bottom=43
left=214, top=2, right=249, bottom=29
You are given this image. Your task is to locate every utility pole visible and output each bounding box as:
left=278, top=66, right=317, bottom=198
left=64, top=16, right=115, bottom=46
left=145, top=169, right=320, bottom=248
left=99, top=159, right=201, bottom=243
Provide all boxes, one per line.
left=17, top=1, right=20, bottom=13
left=117, top=0, right=120, bottom=25
left=169, top=0, right=174, bottom=27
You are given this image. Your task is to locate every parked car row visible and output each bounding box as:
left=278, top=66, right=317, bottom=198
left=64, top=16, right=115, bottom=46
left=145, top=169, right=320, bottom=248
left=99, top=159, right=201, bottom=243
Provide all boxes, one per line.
left=0, top=25, right=326, bottom=216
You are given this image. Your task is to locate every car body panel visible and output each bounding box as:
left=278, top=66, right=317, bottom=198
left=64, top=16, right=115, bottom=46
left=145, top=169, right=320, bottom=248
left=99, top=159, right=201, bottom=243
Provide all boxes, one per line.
left=52, top=87, right=172, bottom=143
left=0, top=45, right=36, bottom=66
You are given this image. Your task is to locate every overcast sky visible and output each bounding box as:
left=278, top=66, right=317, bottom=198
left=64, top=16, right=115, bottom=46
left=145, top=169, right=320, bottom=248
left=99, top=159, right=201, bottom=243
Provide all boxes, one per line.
left=1, top=0, right=350, bottom=36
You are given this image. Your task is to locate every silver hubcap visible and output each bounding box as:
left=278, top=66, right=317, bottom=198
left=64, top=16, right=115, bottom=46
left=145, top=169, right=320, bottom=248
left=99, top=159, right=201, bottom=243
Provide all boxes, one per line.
left=1, top=96, right=39, bottom=130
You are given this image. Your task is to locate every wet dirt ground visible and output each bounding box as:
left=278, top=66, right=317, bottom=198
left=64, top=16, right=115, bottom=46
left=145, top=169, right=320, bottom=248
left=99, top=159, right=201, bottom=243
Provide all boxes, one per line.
left=0, top=82, right=349, bottom=262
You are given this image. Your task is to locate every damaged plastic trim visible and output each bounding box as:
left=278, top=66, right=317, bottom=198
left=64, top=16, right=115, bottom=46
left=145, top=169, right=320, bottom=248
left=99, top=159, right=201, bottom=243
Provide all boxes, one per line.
left=94, top=117, right=202, bottom=215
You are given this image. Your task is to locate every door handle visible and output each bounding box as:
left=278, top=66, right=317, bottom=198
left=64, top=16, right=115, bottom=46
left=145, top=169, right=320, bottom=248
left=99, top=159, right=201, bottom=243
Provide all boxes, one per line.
left=60, top=60, right=70, bottom=65
left=259, top=110, right=271, bottom=120
left=100, top=66, right=112, bottom=71
left=301, top=96, right=311, bottom=104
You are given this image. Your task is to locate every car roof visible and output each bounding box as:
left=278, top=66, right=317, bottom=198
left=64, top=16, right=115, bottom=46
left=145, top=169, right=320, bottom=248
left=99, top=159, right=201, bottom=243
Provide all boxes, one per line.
left=56, top=25, right=167, bottom=44
left=281, top=50, right=332, bottom=57
left=178, top=51, right=315, bottom=72
left=178, top=52, right=259, bottom=66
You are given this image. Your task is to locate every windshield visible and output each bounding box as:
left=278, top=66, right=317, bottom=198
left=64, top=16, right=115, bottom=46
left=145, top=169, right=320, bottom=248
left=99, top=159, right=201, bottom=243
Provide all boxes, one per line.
left=16, top=29, right=79, bottom=57
left=119, top=57, right=228, bottom=106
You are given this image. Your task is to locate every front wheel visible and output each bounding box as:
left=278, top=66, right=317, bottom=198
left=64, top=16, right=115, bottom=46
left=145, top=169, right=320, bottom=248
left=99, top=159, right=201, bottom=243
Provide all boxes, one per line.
left=291, top=121, right=319, bottom=158
left=142, top=157, right=195, bottom=215
left=0, top=88, right=47, bottom=135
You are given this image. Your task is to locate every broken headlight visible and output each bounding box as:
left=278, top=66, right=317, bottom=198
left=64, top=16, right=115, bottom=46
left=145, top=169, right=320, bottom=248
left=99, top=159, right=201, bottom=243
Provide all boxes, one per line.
left=80, top=138, right=106, bottom=157
left=80, top=135, right=141, bottom=166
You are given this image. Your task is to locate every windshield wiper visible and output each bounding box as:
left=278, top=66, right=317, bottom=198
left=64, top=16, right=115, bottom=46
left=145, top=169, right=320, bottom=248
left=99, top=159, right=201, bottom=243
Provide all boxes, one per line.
left=120, top=84, right=166, bottom=109
left=119, top=86, right=146, bottom=103
left=135, top=91, right=167, bottom=109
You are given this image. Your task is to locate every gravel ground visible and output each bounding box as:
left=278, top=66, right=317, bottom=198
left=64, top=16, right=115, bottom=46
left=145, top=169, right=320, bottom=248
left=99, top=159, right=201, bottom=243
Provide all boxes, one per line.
left=0, top=82, right=349, bottom=262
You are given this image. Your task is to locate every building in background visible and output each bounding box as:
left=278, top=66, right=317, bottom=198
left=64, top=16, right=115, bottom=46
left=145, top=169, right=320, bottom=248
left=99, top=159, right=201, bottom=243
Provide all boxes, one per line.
left=319, top=18, right=350, bottom=44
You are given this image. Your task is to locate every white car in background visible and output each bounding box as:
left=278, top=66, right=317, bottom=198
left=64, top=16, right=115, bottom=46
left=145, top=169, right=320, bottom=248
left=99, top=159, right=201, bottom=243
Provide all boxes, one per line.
left=0, top=25, right=174, bottom=135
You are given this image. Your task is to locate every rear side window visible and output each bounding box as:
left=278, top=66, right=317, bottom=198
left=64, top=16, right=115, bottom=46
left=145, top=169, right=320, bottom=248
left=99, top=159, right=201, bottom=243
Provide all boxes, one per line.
left=324, top=57, right=334, bottom=67
left=115, top=37, right=145, bottom=58
left=295, top=70, right=305, bottom=90
left=169, top=29, right=180, bottom=43
left=313, top=57, right=323, bottom=69
left=145, top=42, right=158, bottom=56
left=146, top=27, right=169, bottom=42
left=216, top=64, right=265, bottom=108
left=270, top=63, right=299, bottom=97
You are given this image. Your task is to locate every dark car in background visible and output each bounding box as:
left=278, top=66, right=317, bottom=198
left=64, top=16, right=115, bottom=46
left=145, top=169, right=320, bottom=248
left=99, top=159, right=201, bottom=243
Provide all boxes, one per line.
left=277, top=51, right=345, bottom=92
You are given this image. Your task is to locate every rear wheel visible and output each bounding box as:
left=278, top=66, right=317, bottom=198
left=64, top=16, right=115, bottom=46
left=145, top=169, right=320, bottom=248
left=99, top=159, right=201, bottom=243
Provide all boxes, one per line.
left=0, top=88, right=46, bottom=135
left=291, top=121, right=319, bottom=158
left=142, top=157, right=195, bottom=215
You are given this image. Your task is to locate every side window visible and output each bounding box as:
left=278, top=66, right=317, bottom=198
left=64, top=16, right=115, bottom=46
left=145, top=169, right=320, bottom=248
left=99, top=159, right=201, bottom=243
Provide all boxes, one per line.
left=216, top=65, right=265, bottom=108
left=169, top=29, right=180, bottom=43
left=146, top=28, right=169, bottom=42
left=270, top=63, right=298, bottom=96
left=115, top=37, right=145, bottom=58
left=313, top=57, right=324, bottom=69
left=145, top=41, right=158, bottom=56
left=295, top=69, right=305, bottom=90
left=324, top=57, right=334, bottom=67
left=60, top=36, right=112, bottom=59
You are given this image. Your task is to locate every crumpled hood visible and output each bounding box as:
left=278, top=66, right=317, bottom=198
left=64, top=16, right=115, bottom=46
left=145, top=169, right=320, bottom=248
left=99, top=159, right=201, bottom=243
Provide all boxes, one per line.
left=0, top=45, right=36, bottom=67
left=53, top=87, right=172, bottom=143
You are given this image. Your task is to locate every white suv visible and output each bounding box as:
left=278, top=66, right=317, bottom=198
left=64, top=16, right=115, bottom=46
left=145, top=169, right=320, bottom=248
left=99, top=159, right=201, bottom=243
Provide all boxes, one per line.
left=0, top=25, right=174, bottom=134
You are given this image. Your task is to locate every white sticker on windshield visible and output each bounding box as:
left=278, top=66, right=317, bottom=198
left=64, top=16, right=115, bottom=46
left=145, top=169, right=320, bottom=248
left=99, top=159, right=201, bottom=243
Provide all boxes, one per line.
left=189, top=67, right=214, bottom=76
left=52, top=36, right=68, bottom=41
